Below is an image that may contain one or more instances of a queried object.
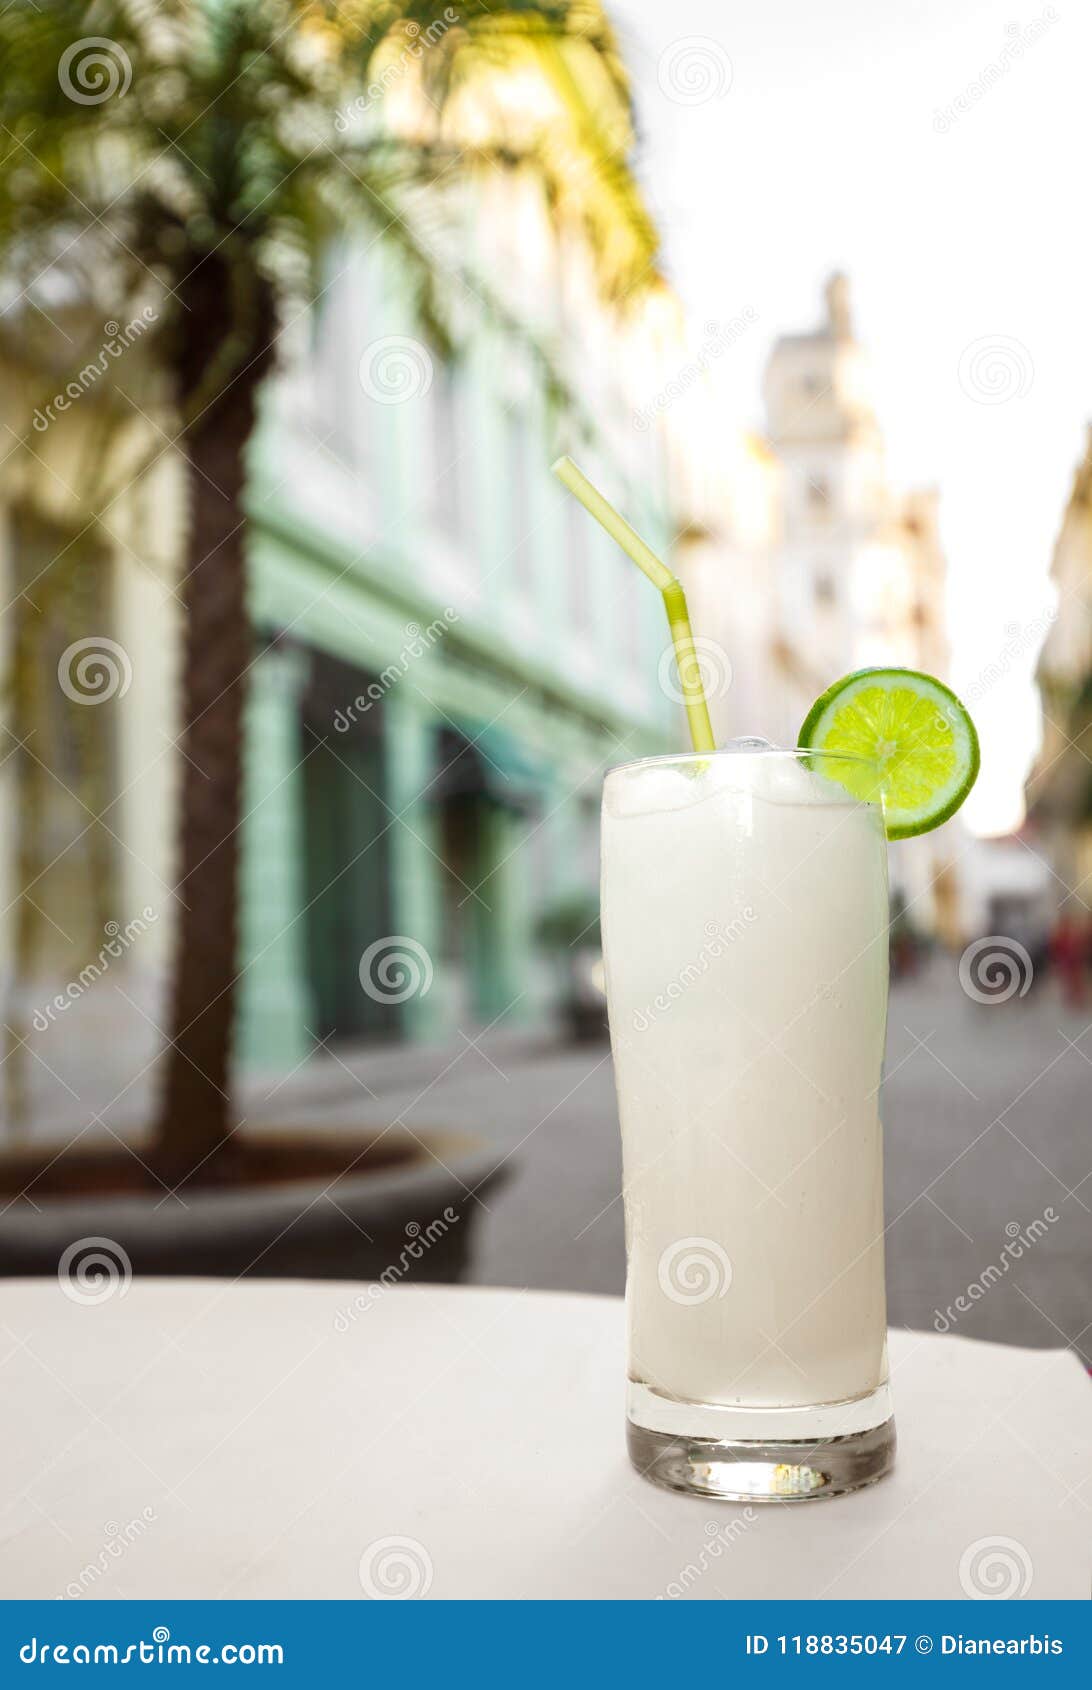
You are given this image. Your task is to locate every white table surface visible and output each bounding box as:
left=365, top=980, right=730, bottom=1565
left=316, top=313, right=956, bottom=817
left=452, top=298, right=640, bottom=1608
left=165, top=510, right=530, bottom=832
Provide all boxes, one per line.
left=1, top=1279, right=1088, bottom=1601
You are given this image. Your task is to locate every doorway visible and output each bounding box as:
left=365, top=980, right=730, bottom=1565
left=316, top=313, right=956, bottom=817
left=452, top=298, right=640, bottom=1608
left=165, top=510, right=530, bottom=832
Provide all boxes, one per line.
left=301, top=652, right=396, bottom=1044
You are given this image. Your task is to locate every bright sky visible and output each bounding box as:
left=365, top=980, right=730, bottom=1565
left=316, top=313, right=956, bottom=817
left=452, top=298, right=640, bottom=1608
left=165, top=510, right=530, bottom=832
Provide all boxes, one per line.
left=613, top=0, right=1087, bottom=835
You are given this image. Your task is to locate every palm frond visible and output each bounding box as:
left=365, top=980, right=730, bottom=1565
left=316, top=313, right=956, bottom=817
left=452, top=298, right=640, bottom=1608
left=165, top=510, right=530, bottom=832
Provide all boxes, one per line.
left=0, top=0, right=661, bottom=420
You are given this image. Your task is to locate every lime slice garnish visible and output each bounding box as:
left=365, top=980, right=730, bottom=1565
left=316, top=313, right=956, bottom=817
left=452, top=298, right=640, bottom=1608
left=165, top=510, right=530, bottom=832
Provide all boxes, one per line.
left=798, top=667, right=980, bottom=839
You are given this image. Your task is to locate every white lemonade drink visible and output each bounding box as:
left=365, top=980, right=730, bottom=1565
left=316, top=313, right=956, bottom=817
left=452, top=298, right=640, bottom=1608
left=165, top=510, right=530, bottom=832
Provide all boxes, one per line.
left=552, top=451, right=978, bottom=1500
left=601, top=746, right=894, bottom=1498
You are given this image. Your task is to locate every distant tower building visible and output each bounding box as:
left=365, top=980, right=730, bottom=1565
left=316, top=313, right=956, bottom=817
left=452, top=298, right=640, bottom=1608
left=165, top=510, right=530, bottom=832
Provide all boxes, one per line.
left=824, top=271, right=853, bottom=340
left=761, top=272, right=891, bottom=739
left=762, top=274, right=962, bottom=940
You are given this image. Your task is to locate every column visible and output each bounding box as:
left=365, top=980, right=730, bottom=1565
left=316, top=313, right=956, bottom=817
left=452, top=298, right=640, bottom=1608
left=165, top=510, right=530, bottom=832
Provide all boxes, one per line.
left=473, top=803, right=533, bottom=1024
left=383, top=688, right=445, bottom=1041
left=237, top=643, right=312, bottom=1069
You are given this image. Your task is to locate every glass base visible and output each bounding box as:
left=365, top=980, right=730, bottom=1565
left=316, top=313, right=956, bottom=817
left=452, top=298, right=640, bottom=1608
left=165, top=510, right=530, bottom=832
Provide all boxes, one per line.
left=626, top=1380, right=896, bottom=1502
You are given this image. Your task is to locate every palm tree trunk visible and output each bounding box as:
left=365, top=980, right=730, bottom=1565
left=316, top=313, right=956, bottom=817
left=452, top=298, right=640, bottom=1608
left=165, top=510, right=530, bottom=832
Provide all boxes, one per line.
left=154, top=263, right=273, bottom=1183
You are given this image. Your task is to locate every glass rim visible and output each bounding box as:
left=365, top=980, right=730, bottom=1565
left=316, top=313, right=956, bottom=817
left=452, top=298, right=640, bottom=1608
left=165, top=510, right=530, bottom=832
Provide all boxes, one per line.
left=606, top=746, right=878, bottom=777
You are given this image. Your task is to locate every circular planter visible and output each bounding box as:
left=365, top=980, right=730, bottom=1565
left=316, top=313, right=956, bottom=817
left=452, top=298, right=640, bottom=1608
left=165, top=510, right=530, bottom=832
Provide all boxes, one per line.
left=0, top=1128, right=505, bottom=1283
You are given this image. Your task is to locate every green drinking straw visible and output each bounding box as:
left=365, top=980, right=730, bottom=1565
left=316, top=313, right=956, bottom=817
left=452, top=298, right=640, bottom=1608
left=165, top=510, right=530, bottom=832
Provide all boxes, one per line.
left=551, top=455, right=716, bottom=754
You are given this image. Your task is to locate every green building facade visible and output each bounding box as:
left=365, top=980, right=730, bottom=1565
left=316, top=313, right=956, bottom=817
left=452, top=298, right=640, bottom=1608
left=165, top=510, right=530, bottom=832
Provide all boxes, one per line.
left=236, top=262, right=677, bottom=1064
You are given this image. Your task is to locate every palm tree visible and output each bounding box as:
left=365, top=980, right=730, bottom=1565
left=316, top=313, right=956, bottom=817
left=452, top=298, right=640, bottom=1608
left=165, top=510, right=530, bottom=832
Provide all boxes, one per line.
left=0, top=0, right=658, bottom=1182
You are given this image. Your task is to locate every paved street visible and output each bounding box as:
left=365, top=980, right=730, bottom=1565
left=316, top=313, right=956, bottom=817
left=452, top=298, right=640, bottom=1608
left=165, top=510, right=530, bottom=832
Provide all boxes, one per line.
left=874, top=966, right=1090, bottom=1368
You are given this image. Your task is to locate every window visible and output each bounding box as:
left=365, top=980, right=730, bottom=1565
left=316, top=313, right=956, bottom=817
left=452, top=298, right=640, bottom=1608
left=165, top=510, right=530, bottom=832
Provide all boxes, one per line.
left=565, top=497, right=590, bottom=630
left=506, top=410, right=534, bottom=593
left=431, top=366, right=461, bottom=537
left=313, top=255, right=362, bottom=465
left=11, top=512, right=119, bottom=969
left=814, top=569, right=837, bottom=607
left=807, top=476, right=831, bottom=513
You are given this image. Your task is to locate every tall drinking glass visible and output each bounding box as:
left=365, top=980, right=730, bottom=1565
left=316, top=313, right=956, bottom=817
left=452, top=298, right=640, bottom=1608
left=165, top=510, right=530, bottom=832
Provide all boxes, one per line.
left=600, top=746, right=895, bottom=1500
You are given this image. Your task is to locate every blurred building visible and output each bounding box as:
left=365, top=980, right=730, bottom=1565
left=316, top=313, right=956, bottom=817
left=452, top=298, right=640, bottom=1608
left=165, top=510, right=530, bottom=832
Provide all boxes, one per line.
left=958, top=831, right=1053, bottom=954
left=1026, top=425, right=1092, bottom=902
left=0, top=35, right=683, bottom=1090
left=671, top=275, right=963, bottom=941
left=761, top=274, right=951, bottom=728
left=240, top=222, right=680, bottom=1062
left=764, top=277, right=962, bottom=940
left=668, top=419, right=783, bottom=742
